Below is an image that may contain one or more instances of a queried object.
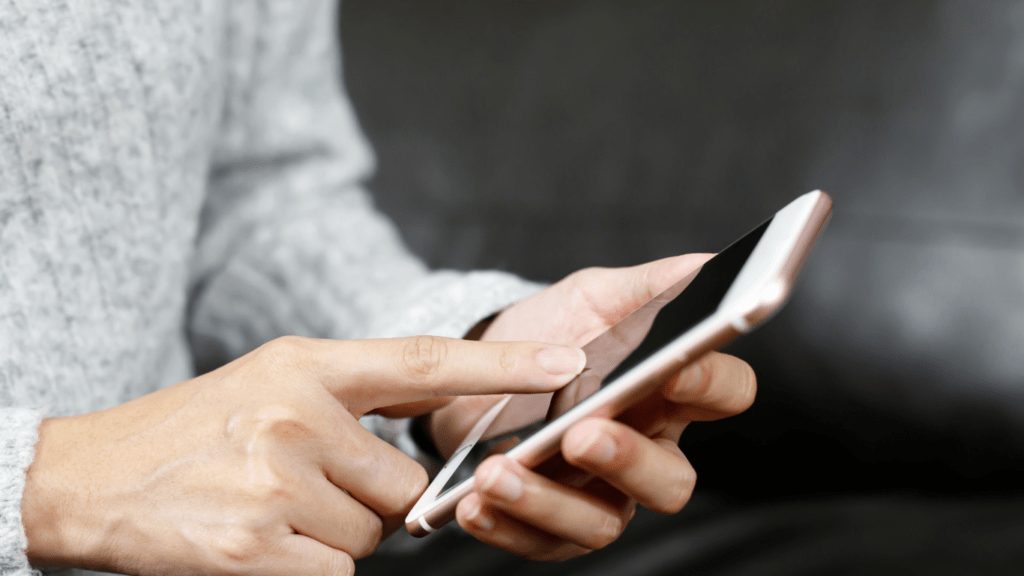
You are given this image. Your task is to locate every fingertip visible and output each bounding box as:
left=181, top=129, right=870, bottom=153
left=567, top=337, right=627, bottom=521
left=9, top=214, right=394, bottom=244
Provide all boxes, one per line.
left=574, top=347, right=587, bottom=374
left=659, top=253, right=714, bottom=272
left=666, top=353, right=758, bottom=419
left=535, top=345, right=587, bottom=385
left=333, top=552, right=356, bottom=576
left=737, top=360, right=758, bottom=412
left=641, top=254, right=713, bottom=292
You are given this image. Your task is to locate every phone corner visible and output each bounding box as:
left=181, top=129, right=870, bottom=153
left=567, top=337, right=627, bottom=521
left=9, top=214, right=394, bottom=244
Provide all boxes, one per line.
left=405, top=516, right=433, bottom=538
left=739, top=280, right=792, bottom=331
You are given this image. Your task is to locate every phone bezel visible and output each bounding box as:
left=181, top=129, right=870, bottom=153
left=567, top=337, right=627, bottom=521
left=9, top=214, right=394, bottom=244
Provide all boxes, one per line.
left=405, top=190, right=833, bottom=536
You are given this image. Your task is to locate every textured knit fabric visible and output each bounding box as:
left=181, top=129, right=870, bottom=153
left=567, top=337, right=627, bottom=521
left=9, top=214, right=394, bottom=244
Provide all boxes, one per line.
left=0, top=0, right=540, bottom=573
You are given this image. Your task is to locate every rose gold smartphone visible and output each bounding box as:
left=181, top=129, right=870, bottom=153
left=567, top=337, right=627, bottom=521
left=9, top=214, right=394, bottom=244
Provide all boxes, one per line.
left=406, top=190, right=833, bottom=537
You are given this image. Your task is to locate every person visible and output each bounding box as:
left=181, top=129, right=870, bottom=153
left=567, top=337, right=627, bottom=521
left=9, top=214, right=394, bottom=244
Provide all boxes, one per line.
left=0, top=1, right=755, bottom=575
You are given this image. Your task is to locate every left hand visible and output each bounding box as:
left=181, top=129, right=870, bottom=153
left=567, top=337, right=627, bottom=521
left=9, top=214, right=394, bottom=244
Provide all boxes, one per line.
left=430, top=255, right=757, bottom=560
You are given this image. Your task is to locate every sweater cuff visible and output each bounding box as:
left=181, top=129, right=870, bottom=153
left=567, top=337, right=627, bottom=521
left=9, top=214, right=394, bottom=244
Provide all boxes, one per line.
left=356, top=269, right=544, bottom=341
left=1, top=408, right=43, bottom=576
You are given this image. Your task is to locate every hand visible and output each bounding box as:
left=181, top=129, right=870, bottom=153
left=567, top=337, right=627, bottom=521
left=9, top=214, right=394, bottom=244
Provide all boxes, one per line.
left=21, top=335, right=586, bottom=576
left=433, top=255, right=757, bottom=560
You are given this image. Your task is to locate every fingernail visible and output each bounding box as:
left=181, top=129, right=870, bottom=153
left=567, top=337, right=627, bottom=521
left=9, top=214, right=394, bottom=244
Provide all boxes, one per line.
left=466, top=500, right=495, bottom=531
left=482, top=464, right=524, bottom=502
left=573, top=430, right=616, bottom=464
left=537, top=346, right=586, bottom=377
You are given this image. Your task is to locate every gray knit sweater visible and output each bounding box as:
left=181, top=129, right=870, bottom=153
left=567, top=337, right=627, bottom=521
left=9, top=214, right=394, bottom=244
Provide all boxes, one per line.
left=0, top=1, right=539, bottom=574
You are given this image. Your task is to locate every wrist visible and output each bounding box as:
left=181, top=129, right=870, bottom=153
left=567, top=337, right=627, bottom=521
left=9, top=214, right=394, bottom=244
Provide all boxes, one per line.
left=22, top=416, right=97, bottom=569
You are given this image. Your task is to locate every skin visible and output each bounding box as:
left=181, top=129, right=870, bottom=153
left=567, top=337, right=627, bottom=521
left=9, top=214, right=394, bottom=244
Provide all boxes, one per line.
left=21, top=337, right=587, bottom=576
left=439, top=254, right=757, bottom=560
left=20, top=254, right=756, bottom=573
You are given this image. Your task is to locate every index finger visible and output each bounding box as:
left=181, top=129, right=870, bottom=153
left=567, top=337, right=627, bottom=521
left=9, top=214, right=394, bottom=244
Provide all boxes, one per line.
left=312, top=336, right=586, bottom=416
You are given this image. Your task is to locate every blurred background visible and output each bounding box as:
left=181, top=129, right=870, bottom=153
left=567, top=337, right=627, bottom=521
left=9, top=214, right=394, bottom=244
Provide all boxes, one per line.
left=341, top=0, right=1024, bottom=573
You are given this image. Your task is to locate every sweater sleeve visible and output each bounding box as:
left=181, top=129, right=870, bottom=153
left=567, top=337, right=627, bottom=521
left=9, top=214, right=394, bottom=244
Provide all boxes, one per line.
left=0, top=409, right=42, bottom=576
left=188, top=0, right=542, bottom=470
left=189, top=0, right=540, bottom=364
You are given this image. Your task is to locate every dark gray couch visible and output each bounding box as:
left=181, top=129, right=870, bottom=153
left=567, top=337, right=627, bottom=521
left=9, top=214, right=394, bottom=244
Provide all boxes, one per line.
left=342, top=1, right=1024, bottom=573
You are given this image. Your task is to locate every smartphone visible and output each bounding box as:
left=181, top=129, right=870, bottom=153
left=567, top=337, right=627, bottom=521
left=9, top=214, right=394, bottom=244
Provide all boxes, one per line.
left=405, top=190, right=833, bottom=537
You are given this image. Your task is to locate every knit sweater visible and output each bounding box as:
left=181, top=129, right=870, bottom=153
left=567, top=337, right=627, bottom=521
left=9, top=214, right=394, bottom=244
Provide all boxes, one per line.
left=0, top=1, right=539, bottom=574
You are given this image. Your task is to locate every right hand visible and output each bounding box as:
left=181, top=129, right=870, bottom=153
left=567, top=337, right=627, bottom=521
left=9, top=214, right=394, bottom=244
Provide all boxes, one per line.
left=21, top=335, right=585, bottom=576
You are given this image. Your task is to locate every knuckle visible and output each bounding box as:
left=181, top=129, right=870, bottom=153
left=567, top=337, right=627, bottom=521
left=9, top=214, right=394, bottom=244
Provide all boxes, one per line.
left=372, top=457, right=429, bottom=517
left=400, top=335, right=450, bottom=384
left=226, top=408, right=308, bottom=504
left=400, top=464, right=430, bottom=512
left=255, top=336, right=312, bottom=373
left=568, top=266, right=605, bottom=283
left=247, top=403, right=315, bottom=445
left=261, top=335, right=303, bottom=357
left=631, top=264, right=659, bottom=303
left=208, top=527, right=265, bottom=576
left=497, top=345, right=518, bottom=375
left=566, top=266, right=609, bottom=303
left=240, top=465, right=292, bottom=505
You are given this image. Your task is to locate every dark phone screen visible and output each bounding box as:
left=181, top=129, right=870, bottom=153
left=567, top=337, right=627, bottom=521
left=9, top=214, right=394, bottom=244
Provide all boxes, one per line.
left=436, top=218, right=771, bottom=495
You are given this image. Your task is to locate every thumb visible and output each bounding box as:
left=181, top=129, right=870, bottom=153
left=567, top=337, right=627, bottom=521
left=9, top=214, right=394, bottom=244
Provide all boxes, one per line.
left=601, top=254, right=712, bottom=320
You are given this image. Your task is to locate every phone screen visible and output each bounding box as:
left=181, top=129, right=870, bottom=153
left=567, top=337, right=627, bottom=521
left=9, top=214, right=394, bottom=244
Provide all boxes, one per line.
left=434, top=218, right=772, bottom=496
